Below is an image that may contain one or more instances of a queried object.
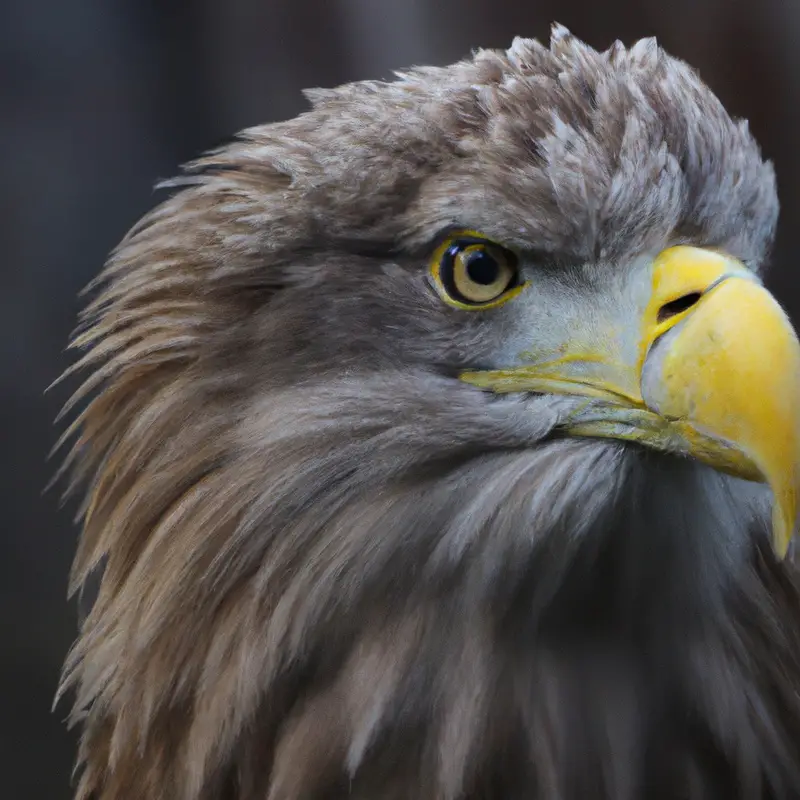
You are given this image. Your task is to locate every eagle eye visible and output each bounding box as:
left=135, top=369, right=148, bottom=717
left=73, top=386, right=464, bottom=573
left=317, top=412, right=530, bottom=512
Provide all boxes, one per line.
left=430, top=232, right=524, bottom=309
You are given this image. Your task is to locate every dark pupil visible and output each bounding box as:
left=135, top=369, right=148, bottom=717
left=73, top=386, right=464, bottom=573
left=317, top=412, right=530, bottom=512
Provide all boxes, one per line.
left=465, top=249, right=500, bottom=285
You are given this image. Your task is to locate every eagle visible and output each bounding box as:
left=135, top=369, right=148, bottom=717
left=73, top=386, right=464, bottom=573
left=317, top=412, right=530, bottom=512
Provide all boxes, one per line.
left=56, top=25, right=800, bottom=800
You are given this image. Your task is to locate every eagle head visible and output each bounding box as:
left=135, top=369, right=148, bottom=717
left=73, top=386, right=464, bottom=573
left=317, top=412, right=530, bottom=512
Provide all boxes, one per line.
left=58, top=25, right=800, bottom=800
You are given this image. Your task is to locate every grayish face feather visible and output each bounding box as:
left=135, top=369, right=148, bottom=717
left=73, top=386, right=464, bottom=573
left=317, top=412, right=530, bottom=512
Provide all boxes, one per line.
left=57, top=25, right=793, bottom=800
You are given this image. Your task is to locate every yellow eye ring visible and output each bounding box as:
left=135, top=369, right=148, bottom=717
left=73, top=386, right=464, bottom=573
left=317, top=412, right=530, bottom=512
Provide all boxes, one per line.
left=430, top=231, right=526, bottom=310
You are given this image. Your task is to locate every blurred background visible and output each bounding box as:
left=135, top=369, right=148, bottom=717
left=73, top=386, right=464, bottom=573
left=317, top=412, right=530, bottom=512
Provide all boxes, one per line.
left=3, top=0, right=800, bottom=796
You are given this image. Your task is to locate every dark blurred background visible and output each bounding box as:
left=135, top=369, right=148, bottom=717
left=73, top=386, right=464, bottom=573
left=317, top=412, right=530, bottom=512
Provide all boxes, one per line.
left=3, top=0, right=800, bottom=797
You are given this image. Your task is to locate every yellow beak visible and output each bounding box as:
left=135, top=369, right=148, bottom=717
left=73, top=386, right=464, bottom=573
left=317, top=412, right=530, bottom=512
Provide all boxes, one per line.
left=461, top=246, right=800, bottom=556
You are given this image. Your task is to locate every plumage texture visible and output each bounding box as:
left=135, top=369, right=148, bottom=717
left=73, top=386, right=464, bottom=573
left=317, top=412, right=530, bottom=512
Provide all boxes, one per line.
left=56, top=26, right=800, bottom=800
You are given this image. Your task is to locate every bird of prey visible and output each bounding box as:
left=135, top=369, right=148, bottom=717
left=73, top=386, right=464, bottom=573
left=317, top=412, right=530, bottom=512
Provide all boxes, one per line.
left=56, top=25, right=800, bottom=800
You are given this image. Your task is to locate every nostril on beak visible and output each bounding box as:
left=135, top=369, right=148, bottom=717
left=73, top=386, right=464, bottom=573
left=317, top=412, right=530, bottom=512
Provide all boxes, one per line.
left=657, top=292, right=702, bottom=324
